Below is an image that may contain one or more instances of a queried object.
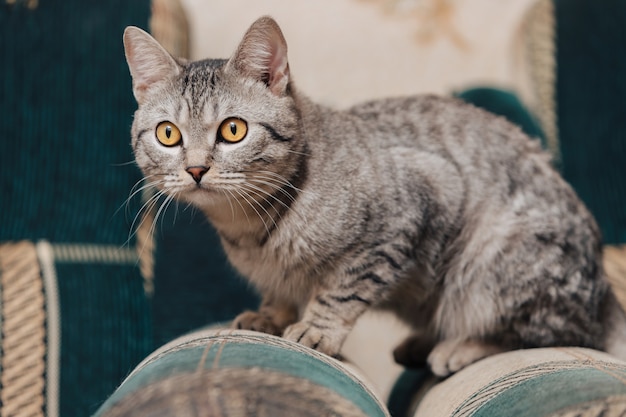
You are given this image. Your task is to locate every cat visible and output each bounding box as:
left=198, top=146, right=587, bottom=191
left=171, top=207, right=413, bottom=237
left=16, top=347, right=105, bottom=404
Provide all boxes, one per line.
left=123, top=16, right=626, bottom=377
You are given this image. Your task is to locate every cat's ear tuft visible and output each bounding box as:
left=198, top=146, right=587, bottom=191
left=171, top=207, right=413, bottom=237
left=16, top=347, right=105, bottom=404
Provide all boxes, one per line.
left=228, top=16, right=290, bottom=96
left=123, top=26, right=181, bottom=104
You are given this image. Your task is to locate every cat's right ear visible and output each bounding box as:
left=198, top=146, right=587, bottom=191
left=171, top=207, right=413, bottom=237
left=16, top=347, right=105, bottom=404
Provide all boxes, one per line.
left=123, top=26, right=181, bottom=105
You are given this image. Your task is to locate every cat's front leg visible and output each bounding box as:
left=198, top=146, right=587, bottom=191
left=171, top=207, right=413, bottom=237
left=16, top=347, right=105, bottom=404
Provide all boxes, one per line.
left=282, top=292, right=366, bottom=358
left=233, top=297, right=298, bottom=336
left=283, top=258, right=401, bottom=357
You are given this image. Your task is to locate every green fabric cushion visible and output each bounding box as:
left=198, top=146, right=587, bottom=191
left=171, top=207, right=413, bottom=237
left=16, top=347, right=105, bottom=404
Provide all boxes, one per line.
left=94, top=328, right=390, bottom=417
left=409, top=348, right=626, bottom=417
left=555, top=0, right=626, bottom=244
left=455, top=88, right=546, bottom=146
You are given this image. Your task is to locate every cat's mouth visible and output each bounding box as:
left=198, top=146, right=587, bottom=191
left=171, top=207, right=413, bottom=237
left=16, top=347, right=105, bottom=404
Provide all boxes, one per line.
left=187, top=183, right=211, bottom=193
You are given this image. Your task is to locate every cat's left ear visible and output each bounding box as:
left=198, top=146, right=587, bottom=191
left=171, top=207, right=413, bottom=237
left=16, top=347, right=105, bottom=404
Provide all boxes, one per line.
left=227, top=16, right=290, bottom=96
left=123, top=26, right=181, bottom=104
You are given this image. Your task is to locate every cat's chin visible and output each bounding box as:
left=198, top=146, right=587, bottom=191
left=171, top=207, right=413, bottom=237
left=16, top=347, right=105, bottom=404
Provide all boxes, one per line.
left=179, top=187, right=221, bottom=207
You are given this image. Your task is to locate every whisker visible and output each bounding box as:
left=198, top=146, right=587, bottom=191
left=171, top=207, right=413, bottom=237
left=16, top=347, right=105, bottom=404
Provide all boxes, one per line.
left=254, top=170, right=314, bottom=197
left=285, top=149, right=311, bottom=157
left=224, top=187, right=251, bottom=227
left=238, top=184, right=281, bottom=231
left=110, top=160, right=138, bottom=167
left=241, top=180, right=309, bottom=226
left=124, top=187, right=170, bottom=247
left=240, top=182, right=295, bottom=216
left=245, top=176, right=297, bottom=204
left=234, top=188, right=271, bottom=237
left=218, top=189, right=236, bottom=223
left=150, top=192, right=177, bottom=242
left=114, top=176, right=157, bottom=216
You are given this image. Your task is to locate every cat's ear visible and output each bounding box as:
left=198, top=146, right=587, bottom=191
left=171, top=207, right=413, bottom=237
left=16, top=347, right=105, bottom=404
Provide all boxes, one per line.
left=123, top=26, right=181, bottom=104
left=227, top=16, right=290, bottom=96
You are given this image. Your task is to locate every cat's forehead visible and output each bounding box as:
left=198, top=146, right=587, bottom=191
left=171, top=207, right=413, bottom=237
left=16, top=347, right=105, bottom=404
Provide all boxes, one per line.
left=173, top=59, right=278, bottom=123
left=185, top=58, right=228, bottom=75
left=181, top=58, right=227, bottom=92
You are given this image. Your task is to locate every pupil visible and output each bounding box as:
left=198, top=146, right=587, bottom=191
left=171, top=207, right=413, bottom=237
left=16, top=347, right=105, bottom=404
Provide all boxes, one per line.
left=165, top=126, right=172, bottom=138
left=230, top=122, right=237, bottom=135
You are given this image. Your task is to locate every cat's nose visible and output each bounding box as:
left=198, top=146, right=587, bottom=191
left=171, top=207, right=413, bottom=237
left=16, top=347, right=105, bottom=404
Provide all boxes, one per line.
left=186, top=166, right=209, bottom=183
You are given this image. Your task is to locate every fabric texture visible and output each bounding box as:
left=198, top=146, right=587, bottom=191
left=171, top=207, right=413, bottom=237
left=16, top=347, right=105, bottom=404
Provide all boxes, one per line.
left=413, top=348, right=626, bottom=417
left=554, top=0, right=626, bottom=244
left=0, top=242, right=47, bottom=416
left=94, top=328, right=389, bottom=417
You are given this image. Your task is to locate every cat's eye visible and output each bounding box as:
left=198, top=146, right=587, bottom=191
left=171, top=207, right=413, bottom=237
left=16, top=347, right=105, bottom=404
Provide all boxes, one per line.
left=218, top=118, right=248, bottom=143
left=155, top=121, right=182, bottom=147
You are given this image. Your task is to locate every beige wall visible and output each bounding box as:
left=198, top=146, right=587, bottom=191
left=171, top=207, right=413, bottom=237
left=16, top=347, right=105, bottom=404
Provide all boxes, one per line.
left=180, top=0, right=536, bottom=108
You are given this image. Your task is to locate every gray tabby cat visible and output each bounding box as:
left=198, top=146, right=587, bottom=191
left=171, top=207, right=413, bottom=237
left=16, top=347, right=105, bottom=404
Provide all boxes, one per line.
left=123, top=16, right=626, bottom=376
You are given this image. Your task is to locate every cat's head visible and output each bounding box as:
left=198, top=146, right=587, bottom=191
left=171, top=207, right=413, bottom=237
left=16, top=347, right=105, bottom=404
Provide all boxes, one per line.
left=123, top=17, right=305, bottom=217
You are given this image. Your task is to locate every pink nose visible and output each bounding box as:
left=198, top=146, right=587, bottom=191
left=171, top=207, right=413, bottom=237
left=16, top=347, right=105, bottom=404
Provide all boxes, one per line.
left=186, top=166, right=209, bottom=183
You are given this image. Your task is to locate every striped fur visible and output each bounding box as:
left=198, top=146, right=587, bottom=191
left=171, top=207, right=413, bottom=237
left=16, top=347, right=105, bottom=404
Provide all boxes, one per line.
left=123, top=17, right=626, bottom=376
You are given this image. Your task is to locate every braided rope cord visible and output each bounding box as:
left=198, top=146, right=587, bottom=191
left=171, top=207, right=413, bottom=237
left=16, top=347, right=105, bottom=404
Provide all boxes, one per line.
left=523, top=0, right=560, bottom=163
left=0, top=242, right=46, bottom=417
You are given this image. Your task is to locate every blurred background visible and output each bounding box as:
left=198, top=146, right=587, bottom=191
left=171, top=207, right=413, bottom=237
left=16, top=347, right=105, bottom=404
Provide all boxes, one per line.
left=181, top=0, right=538, bottom=107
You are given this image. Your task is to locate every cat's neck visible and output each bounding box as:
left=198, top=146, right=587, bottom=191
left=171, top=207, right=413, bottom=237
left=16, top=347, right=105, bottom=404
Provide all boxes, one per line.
left=199, top=191, right=289, bottom=247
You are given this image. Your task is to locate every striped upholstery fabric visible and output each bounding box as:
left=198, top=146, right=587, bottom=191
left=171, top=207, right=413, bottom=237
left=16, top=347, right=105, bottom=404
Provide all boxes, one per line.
left=94, top=328, right=390, bottom=417
left=413, top=348, right=626, bottom=417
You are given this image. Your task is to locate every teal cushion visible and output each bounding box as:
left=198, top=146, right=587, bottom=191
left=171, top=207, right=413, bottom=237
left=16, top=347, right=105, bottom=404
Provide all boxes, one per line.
left=555, top=0, right=626, bottom=243
left=402, top=348, right=626, bottom=417
left=456, top=88, right=546, bottom=146
left=94, top=328, right=390, bottom=417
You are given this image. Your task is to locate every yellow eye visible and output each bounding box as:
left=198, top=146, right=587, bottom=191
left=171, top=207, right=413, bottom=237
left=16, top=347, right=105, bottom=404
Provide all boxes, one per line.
left=219, top=118, right=248, bottom=143
left=155, top=121, right=182, bottom=147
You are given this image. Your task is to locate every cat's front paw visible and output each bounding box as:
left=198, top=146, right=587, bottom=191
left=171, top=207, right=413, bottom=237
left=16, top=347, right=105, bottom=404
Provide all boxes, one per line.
left=283, top=321, right=342, bottom=358
left=232, top=310, right=283, bottom=336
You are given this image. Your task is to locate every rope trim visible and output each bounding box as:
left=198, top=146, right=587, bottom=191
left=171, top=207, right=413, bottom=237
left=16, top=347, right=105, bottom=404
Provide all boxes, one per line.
left=4, top=0, right=38, bottom=9
left=524, top=0, right=560, bottom=163
left=36, top=241, right=61, bottom=417
left=0, top=241, right=46, bottom=417
left=150, top=0, right=191, bottom=59
left=51, top=243, right=138, bottom=265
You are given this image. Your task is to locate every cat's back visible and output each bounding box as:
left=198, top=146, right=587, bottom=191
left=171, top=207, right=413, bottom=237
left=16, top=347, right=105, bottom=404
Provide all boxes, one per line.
left=346, top=94, right=535, bottom=153
left=341, top=94, right=551, bottom=198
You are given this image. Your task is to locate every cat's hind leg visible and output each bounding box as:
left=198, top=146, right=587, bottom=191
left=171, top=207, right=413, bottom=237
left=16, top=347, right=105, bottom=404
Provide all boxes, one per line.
left=427, top=338, right=505, bottom=377
left=393, top=333, right=435, bottom=369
